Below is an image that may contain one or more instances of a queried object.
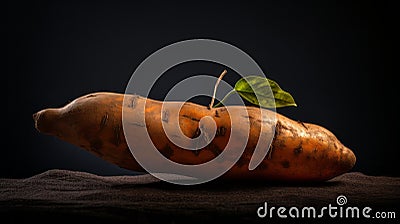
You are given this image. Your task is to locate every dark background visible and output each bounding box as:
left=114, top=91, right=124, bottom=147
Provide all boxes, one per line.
left=6, top=0, right=396, bottom=178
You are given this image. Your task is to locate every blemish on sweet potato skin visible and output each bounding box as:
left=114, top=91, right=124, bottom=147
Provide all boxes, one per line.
left=281, top=160, right=290, bottom=168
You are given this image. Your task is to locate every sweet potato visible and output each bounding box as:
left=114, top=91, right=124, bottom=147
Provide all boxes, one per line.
left=33, top=92, right=356, bottom=181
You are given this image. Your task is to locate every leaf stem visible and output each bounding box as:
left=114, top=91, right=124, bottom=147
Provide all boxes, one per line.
left=208, top=69, right=227, bottom=109
left=213, top=89, right=235, bottom=108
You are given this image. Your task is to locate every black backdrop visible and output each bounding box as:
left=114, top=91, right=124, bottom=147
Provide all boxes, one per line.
left=6, top=0, right=396, bottom=178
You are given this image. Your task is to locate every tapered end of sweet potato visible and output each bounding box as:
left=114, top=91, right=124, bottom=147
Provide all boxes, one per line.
left=33, top=109, right=59, bottom=135
left=341, top=146, right=357, bottom=173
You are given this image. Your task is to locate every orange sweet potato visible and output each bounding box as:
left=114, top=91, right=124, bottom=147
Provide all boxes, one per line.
left=33, top=92, right=356, bottom=181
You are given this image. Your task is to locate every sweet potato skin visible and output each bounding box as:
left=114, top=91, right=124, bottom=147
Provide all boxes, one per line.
left=33, top=92, right=356, bottom=181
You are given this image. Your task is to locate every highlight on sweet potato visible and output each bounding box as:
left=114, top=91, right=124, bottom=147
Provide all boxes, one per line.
left=33, top=92, right=356, bottom=182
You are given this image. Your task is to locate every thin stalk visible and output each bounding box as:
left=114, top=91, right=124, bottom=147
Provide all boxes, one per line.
left=208, top=69, right=227, bottom=109
left=213, top=89, right=236, bottom=108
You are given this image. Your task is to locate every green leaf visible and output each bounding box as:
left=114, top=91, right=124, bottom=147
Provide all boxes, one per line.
left=234, top=76, right=297, bottom=108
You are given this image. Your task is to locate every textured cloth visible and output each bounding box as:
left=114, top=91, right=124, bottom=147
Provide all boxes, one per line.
left=1, top=170, right=399, bottom=223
